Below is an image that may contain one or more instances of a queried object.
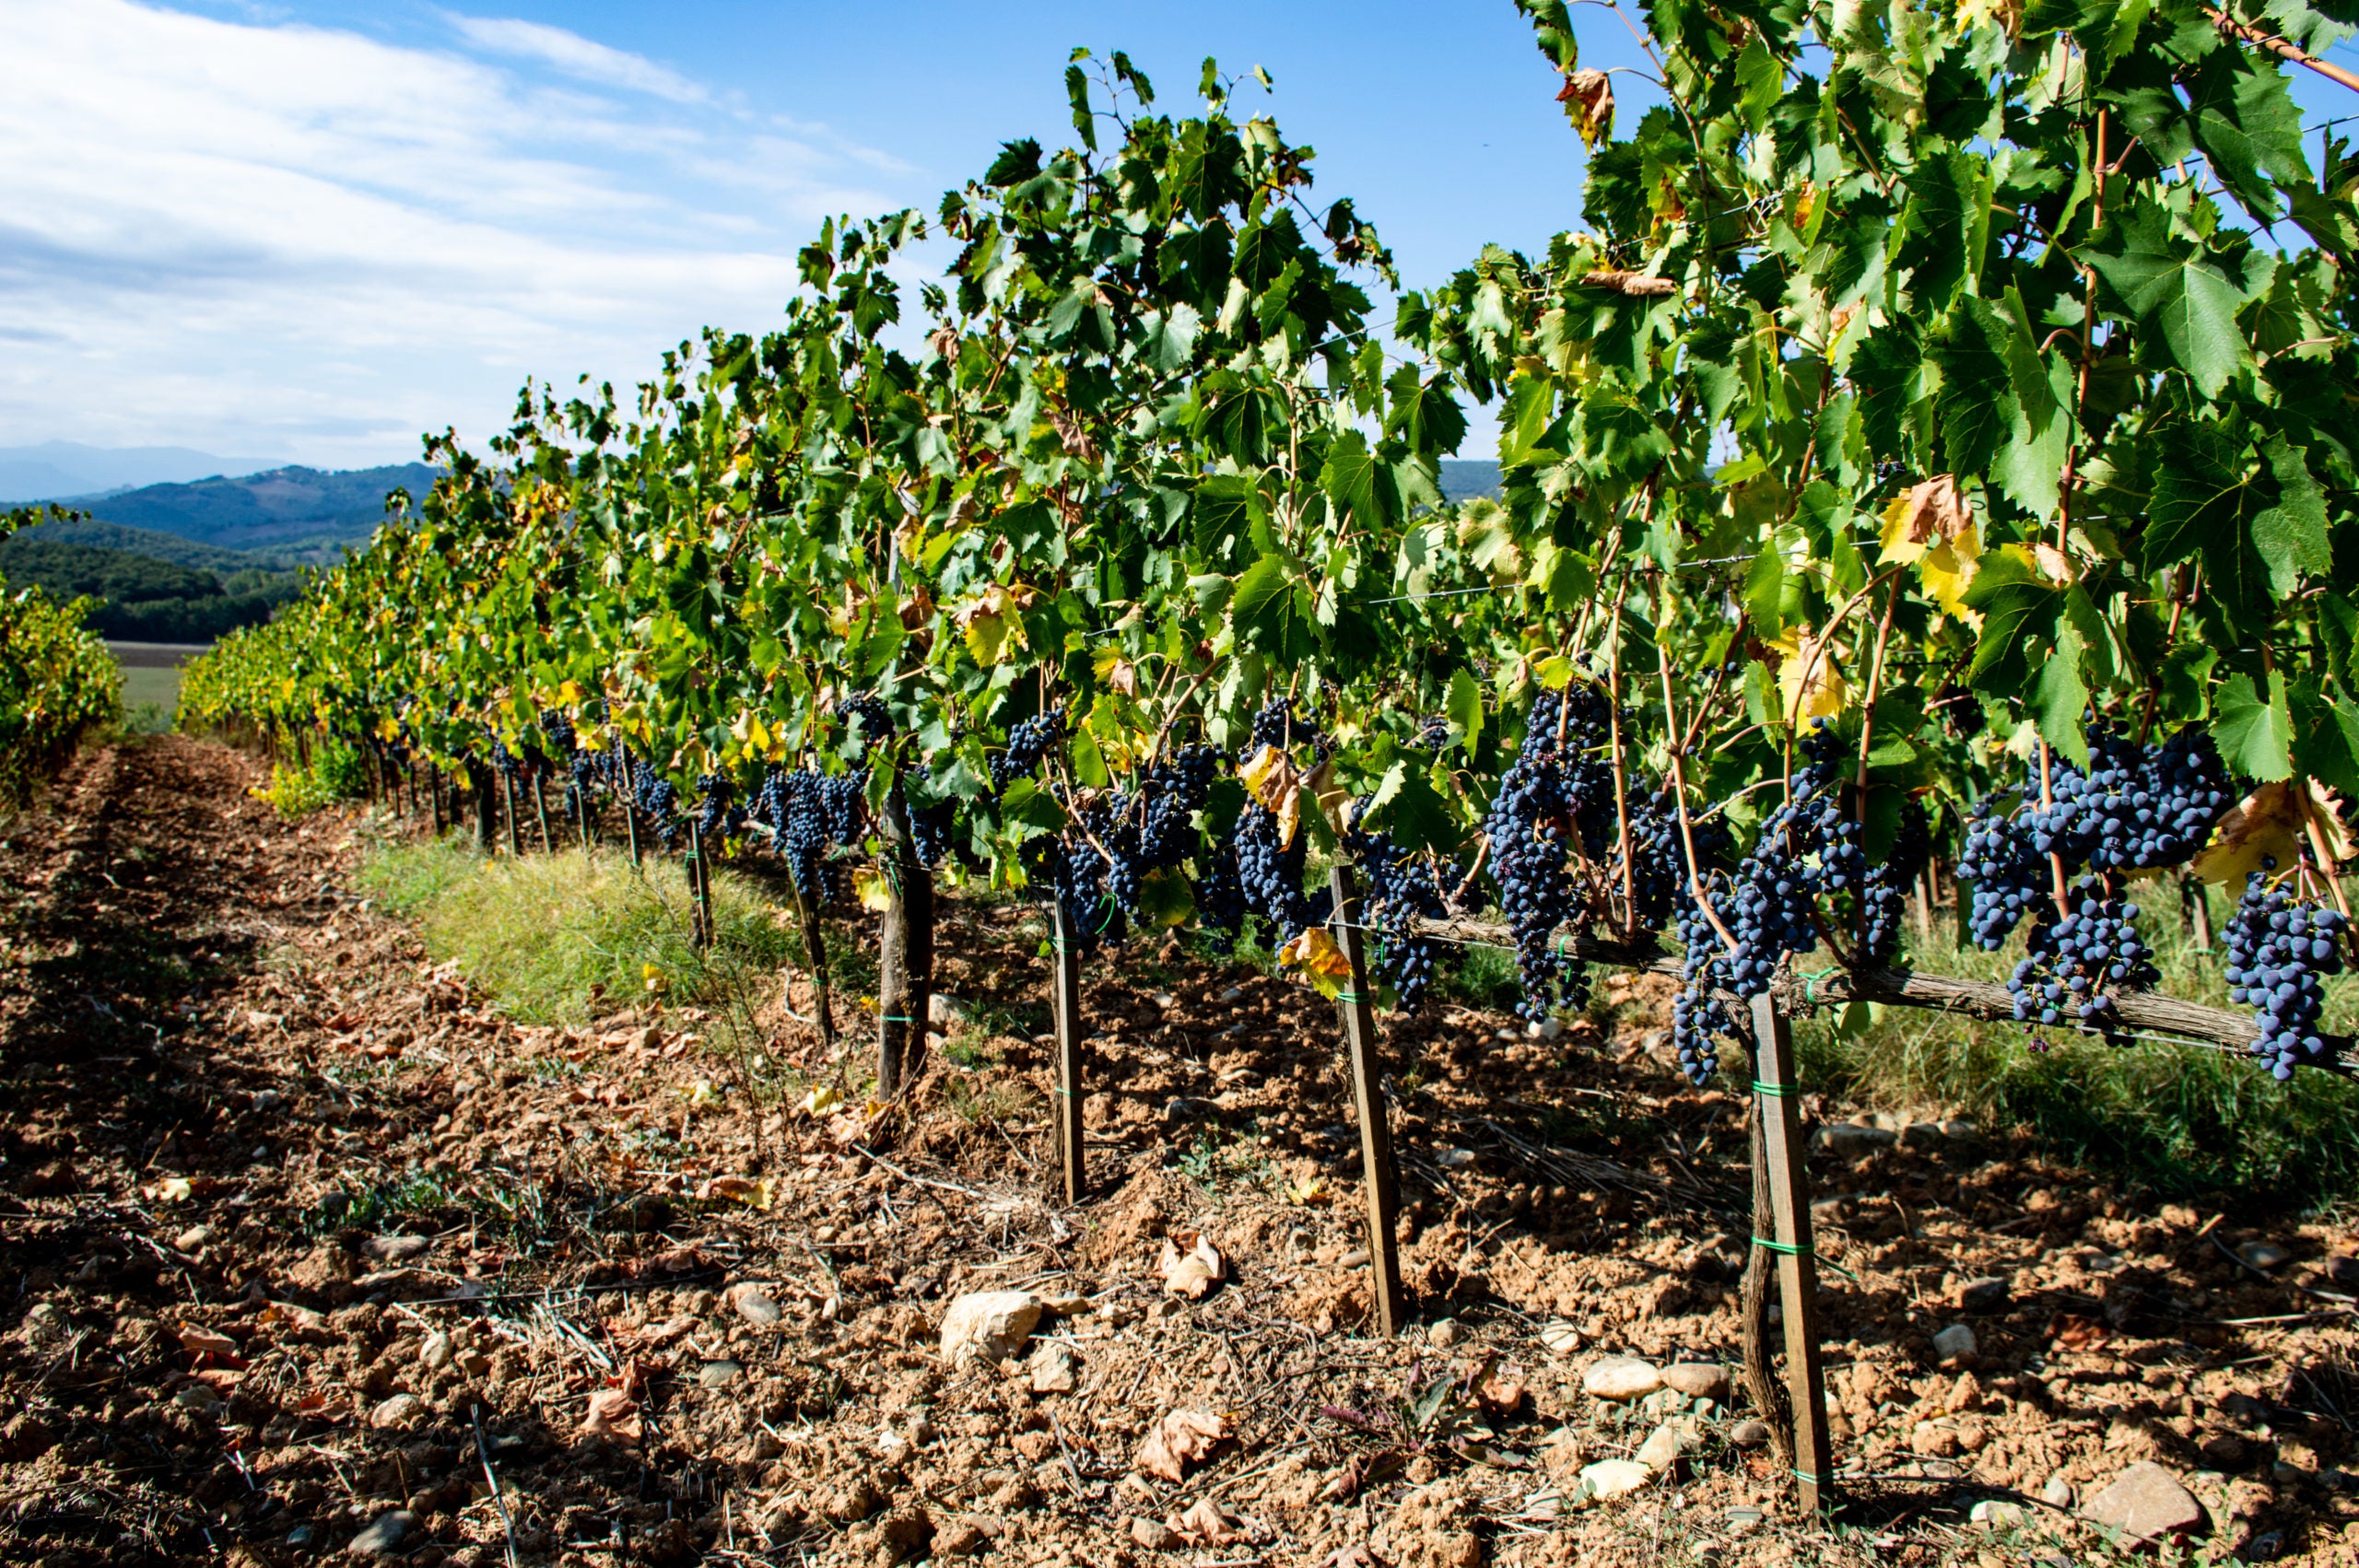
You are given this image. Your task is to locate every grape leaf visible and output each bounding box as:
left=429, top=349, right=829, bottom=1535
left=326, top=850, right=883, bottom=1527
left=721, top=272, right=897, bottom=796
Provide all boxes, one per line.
left=2251, top=435, right=2331, bottom=595
left=2086, top=193, right=2268, bottom=397
left=2211, top=670, right=2295, bottom=780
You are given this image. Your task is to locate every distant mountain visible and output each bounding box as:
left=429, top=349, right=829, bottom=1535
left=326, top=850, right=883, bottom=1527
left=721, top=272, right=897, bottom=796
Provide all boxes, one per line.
left=65, top=463, right=440, bottom=556
left=1438, top=460, right=1500, bottom=502
left=0, top=441, right=286, bottom=504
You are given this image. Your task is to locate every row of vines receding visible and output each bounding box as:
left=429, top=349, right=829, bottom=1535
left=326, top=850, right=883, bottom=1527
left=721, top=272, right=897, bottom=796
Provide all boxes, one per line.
left=181, top=0, right=2359, bottom=1105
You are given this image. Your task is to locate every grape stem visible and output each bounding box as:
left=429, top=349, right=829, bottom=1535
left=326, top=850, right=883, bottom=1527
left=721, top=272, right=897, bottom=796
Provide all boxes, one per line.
left=2037, top=742, right=2071, bottom=919
left=2293, top=782, right=2359, bottom=966
left=1602, top=569, right=1637, bottom=933
left=2135, top=563, right=2194, bottom=746
left=1658, top=633, right=1742, bottom=958
left=1849, top=575, right=1907, bottom=952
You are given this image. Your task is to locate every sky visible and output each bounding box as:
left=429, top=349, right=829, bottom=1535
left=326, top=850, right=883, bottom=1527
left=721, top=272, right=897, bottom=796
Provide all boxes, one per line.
left=0, top=0, right=1612, bottom=472
left=2, top=1, right=2353, bottom=474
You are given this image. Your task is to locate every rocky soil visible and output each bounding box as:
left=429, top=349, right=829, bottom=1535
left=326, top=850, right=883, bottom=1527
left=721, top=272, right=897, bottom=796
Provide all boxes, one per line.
left=6, top=735, right=2359, bottom=1566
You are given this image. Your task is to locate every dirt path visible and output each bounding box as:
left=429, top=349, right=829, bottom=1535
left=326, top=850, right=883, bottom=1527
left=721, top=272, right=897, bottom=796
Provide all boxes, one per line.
left=5, top=737, right=2359, bottom=1567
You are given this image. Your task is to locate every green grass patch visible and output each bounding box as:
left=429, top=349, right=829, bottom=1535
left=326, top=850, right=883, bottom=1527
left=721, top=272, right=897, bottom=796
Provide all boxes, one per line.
left=358, top=838, right=796, bottom=1027
left=1794, top=881, right=2359, bottom=1206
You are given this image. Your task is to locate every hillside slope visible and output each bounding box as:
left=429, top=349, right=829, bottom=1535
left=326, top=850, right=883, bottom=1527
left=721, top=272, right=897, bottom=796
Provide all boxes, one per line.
left=79, top=463, right=439, bottom=555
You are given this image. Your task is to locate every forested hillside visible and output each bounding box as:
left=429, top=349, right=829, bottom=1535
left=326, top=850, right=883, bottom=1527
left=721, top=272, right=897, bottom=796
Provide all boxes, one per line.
left=0, top=533, right=299, bottom=642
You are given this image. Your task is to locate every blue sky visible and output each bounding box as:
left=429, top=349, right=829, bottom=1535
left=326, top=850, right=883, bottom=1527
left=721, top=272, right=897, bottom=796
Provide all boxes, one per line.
left=1, top=1, right=2352, bottom=472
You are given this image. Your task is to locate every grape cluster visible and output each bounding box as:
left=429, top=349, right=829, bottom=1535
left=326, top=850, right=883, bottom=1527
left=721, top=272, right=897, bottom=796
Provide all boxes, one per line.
left=1472, top=693, right=1623, bottom=1023
left=992, top=705, right=1064, bottom=793
left=1234, top=801, right=1314, bottom=940
left=910, top=800, right=958, bottom=870
left=1194, top=821, right=1250, bottom=954
left=1620, top=789, right=1728, bottom=931
left=2225, top=875, right=2350, bottom=1078
left=1859, top=801, right=1933, bottom=965
left=2008, top=879, right=2158, bottom=1033
left=693, top=773, right=742, bottom=840
left=1671, top=887, right=1747, bottom=1085
left=1250, top=698, right=1328, bottom=758
left=839, top=691, right=892, bottom=756
left=1345, top=819, right=1449, bottom=1011
left=1959, top=794, right=2048, bottom=950
left=630, top=760, right=683, bottom=847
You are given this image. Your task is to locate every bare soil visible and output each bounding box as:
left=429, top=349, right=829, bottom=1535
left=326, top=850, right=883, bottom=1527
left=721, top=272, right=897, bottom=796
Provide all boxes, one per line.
left=6, top=735, right=2359, bottom=1567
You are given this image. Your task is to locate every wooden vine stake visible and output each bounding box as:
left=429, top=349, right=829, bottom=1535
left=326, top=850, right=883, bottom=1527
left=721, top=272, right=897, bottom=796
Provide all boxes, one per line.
left=1329, top=864, right=1406, bottom=1337
left=1748, top=991, right=1834, bottom=1513
left=1049, top=899, right=1086, bottom=1204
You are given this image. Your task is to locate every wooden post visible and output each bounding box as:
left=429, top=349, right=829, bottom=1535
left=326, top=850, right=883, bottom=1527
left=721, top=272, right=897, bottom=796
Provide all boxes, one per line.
left=1329, top=864, right=1406, bottom=1337
left=616, top=745, right=642, bottom=870
left=532, top=772, right=554, bottom=854
left=687, top=826, right=711, bottom=949
left=874, top=774, right=934, bottom=1100
left=429, top=768, right=445, bottom=836
left=1747, top=991, right=1834, bottom=1514
left=499, top=770, right=524, bottom=856
left=1050, top=899, right=1086, bottom=1205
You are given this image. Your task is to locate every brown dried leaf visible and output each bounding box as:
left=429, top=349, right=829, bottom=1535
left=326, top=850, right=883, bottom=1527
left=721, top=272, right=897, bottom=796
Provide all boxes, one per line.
left=1135, top=1409, right=1227, bottom=1482
left=2050, top=1313, right=2110, bottom=1352
left=1238, top=743, right=1304, bottom=848
left=1881, top=474, right=1971, bottom=556
left=581, top=1387, right=643, bottom=1443
left=1579, top=268, right=1673, bottom=298
left=2192, top=780, right=2349, bottom=885
left=1555, top=68, right=1615, bottom=148
left=176, top=1323, right=241, bottom=1361
left=1170, top=1497, right=1244, bottom=1545
left=1158, top=1234, right=1227, bottom=1300
left=1476, top=1363, right=1529, bottom=1416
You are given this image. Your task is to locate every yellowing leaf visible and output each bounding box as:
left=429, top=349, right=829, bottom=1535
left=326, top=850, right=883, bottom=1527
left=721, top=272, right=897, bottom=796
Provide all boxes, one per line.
left=1288, top=1176, right=1332, bottom=1205
left=853, top=866, right=893, bottom=912
left=1278, top=928, right=1354, bottom=998
left=1879, top=474, right=1971, bottom=563
left=700, top=1176, right=775, bottom=1210
left=956, top=584, right=1034, bottom=667
left=1918, top=531, right=1984, bottom=627
left=1239, top=743, right=1304, bottom=848
left=803, top=1084, right=844, bottom=1117
left=2194, top=779, right=2353, bottom=884
left=1768, top=629, right=1848, bottom=724
left=1304, top=758, right=1350, bottom=837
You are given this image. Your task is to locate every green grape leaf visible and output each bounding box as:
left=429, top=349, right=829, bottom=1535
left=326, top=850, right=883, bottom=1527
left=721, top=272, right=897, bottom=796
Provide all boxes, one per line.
left=1963, top=549, right=2060, bottom=690
left=1448, top=667, right=1486, bottom=750
left=2086, top=193, right=2268, bottom=398
left=1137, top=304, right=1202, bottom=374
left=2250, top=435, right=2331, bottom=595
left=2290, top=673, right=2359, bottom=800
left=2211, top=669, right=2295, bottom=780
left=2181, top=50, right=2311, bottom=222
left=2037, top=619, right=2092, bottom=767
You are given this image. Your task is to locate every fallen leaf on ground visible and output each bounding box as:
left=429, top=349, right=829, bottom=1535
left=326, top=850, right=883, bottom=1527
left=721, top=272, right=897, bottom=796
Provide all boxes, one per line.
left=1476, top=1363, right=1528, bottom=1415
left=1136, top=1409, right=1227, bottom=1482
left=1158, top=1234, right=1226, bottom=1300
left=175, top=1323, right=241, bottom=1361
left=1170, top=1497, right=1244, bottom=1544
left=699, top=1175, right=775, bottom=1210
left=581, top=1387, right=643, bottom=1442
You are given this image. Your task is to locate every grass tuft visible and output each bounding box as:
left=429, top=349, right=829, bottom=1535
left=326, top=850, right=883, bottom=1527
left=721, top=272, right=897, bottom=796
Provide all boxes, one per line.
left=358, top=838, right=795, bottom=1026
left=1795, top=879, right=2359, bottom=1206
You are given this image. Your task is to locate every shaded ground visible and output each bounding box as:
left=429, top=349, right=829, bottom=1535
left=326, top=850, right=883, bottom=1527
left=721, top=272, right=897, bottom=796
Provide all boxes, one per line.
left=6, top=735, right=2359, bottom=1566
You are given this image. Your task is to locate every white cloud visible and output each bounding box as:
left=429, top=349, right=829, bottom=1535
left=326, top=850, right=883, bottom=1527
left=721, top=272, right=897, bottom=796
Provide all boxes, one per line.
left=444, top=14, right=709, bottom=105
left=0, top=0, right=911, bottom=468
